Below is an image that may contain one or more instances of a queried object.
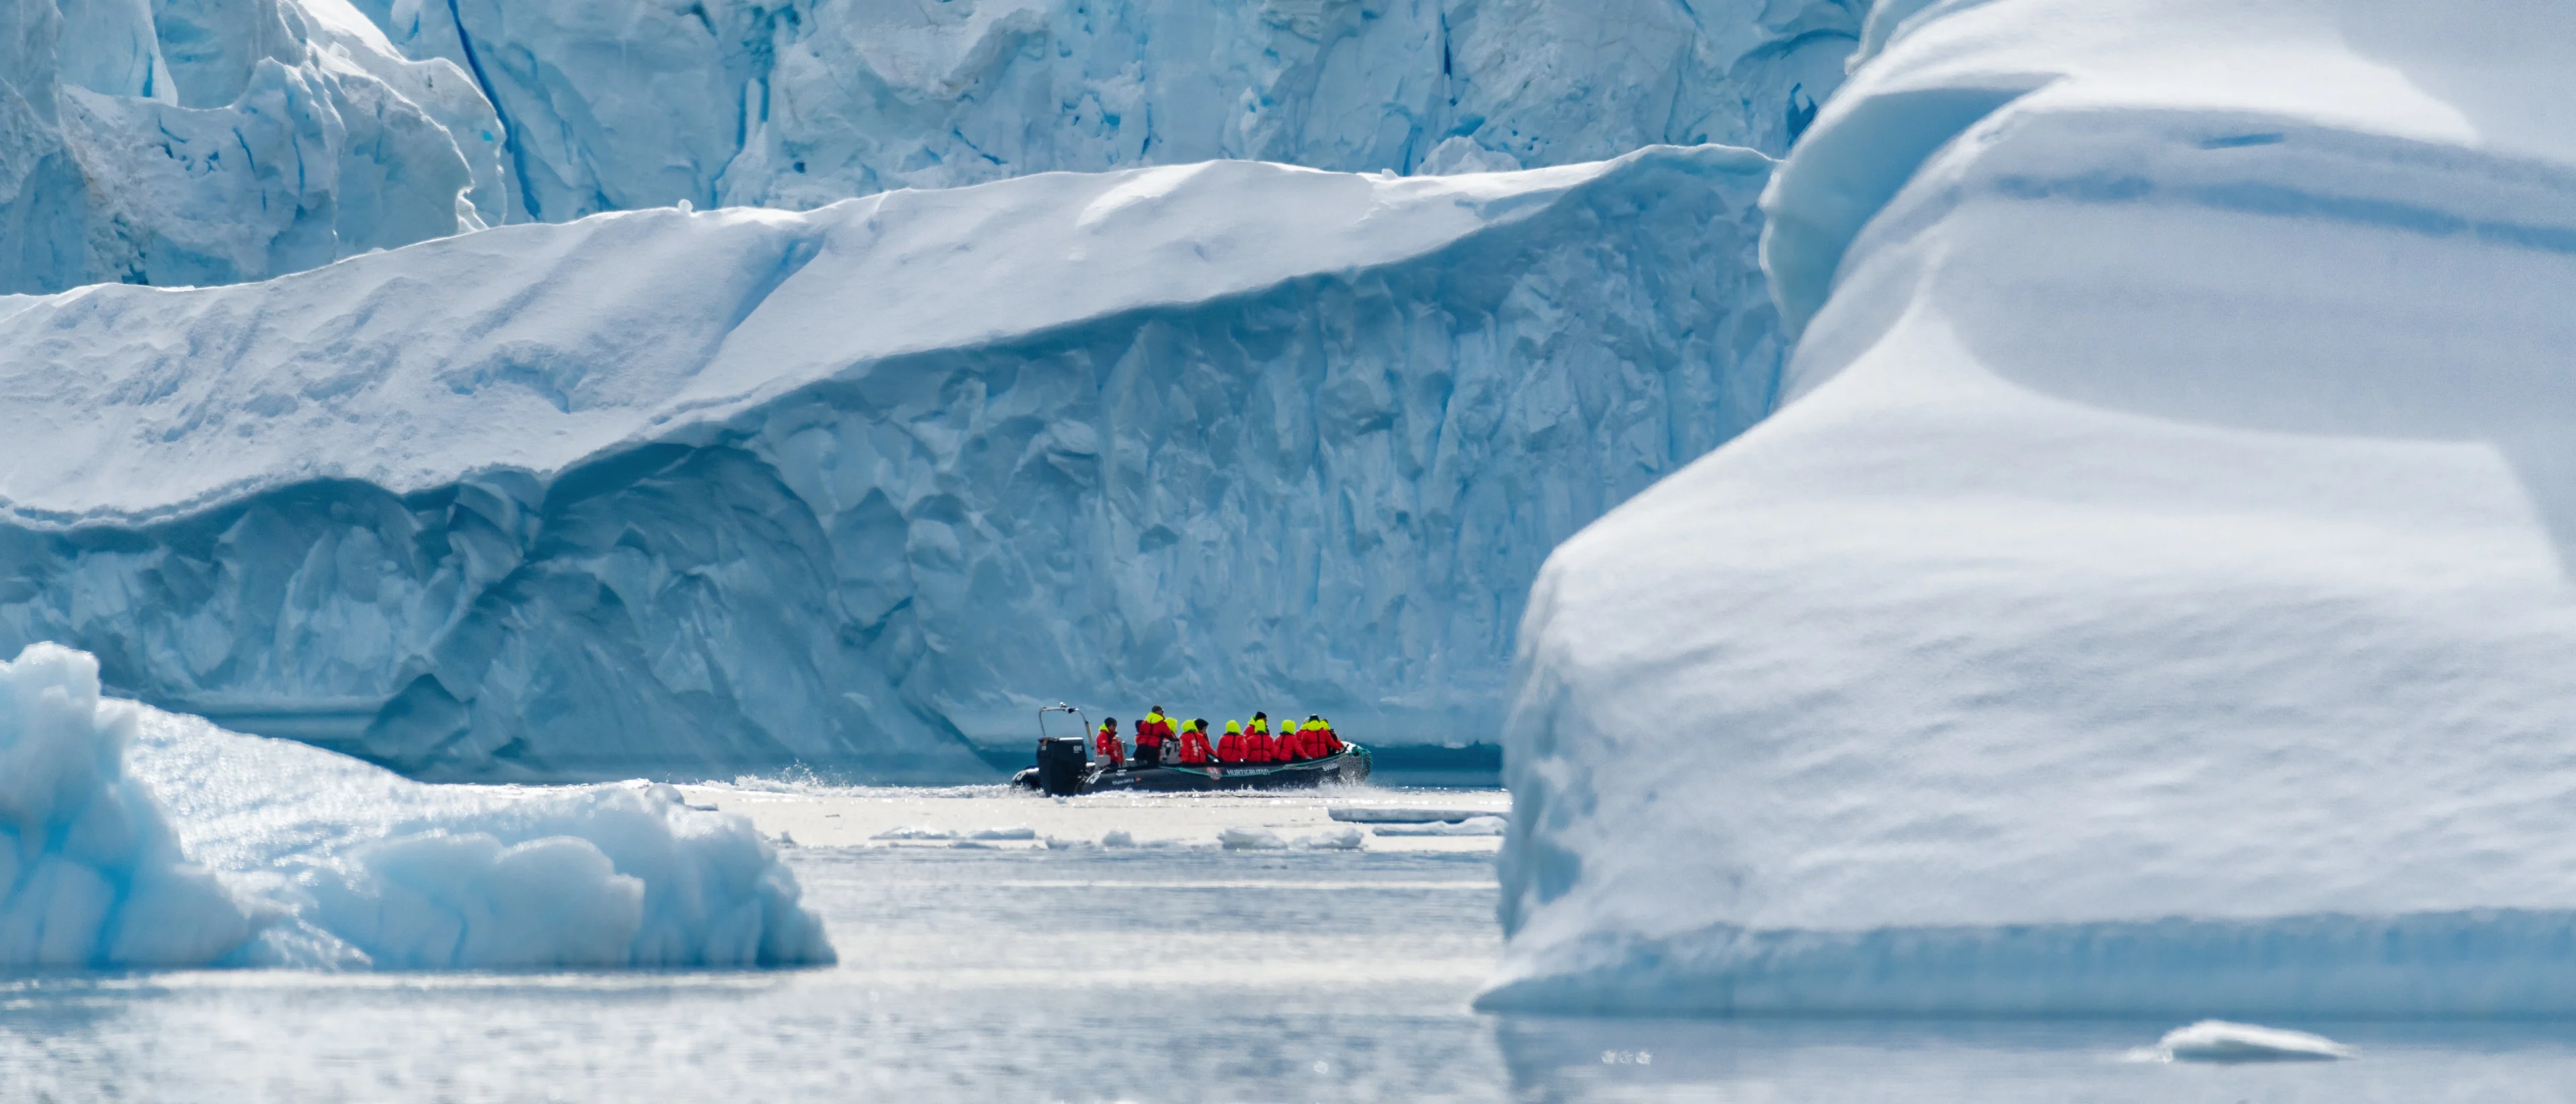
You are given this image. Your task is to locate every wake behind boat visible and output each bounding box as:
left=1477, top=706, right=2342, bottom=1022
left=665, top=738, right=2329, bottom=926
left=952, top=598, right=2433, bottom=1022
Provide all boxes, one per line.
left=1011, top=704, right=1371, bottom=795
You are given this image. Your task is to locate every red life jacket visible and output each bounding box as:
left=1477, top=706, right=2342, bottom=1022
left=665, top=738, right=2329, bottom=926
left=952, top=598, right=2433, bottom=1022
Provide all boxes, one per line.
left=1134, top=719, right=1160, bottom=751
left=1316, top=727, right=1343, bottom=755
left=1095, top=728, right=1125, bottom=766
left=1277, top=730, right=1305, bottom=762
left=1217, top=732, right=1244, bottom=762
left=1245, top=732, right=1275, bottom=763
left=1178, top=728, right=1214, bottom=764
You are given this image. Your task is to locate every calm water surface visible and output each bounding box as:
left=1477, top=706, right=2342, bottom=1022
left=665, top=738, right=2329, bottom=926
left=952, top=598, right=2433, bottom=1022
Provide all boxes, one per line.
left=7, top=846, right=2575, bottom=1101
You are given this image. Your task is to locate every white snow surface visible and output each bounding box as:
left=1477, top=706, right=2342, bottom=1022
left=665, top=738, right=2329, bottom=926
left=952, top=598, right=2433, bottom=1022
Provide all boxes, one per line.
left=0, top=642, right=831, bottom=970
left=0, top=147, right=1778, bottom=779
left=1489, top=0, right=2576, bottom=1015
left=348, top=0, right=1856, bottom=222
left=0, top=0, right=509, bottom=293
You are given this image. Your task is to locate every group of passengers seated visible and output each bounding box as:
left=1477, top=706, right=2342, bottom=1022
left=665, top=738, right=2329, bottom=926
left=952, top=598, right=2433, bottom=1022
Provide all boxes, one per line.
left=1091, top=705, right=1344, bottom=769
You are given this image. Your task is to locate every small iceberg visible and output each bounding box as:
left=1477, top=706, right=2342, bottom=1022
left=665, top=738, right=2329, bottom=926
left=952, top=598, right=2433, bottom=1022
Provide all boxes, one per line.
left=2142, top=1021, right=2353, bottom=1063
left=0, top=643, right=832, bottom=971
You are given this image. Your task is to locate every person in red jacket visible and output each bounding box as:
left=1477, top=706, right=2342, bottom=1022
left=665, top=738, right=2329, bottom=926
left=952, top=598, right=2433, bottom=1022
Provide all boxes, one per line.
left=1275, top=717, right=1306, bottom=762
left=1244, top=717, right=1276, bottom=764
left=1217, top=720, right=1246, bottom=762
left=1094, top=718, right=1126, bottom=768
left=1177, top=718, right=1216, bottom=765
left=1138, top=706, right=1179, bottom=767
left=1313, top=715, right=1344, bottom=756
left=1133, top=717, right=1160, bottom=768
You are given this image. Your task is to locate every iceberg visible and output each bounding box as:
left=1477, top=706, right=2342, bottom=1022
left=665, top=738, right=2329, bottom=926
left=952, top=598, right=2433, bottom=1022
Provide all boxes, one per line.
left=0, top=0, right=511, bottom=293
left=1488, top=0, right=2576, bottom=1015
left=0, top=146, right=1781, bottom=779
left=0, top=641, right=831, bottom=970
left=350, top=0, right=1859, bottom=221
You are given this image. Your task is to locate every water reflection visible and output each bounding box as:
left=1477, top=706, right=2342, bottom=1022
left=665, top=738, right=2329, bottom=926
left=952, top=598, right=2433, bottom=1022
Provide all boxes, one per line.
left=1495, top=1015, right=2576, bottom=1103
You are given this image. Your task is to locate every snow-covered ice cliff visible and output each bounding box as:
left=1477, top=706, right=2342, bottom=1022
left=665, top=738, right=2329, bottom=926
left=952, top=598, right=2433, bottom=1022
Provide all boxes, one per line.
left=0, top=642, right=831, bottom=969
left=0, top=146, right=1780, bottom=779
left=1489, top=0, right=2576, bottom=1015
left=351, top=0, right=1857, bottom=221
left=0, top=0, right=510, bottom=293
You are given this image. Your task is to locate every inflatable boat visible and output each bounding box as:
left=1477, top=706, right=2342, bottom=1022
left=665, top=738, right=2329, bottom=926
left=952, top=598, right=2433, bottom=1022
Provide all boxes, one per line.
left=1009, top=705, right=1371, bottom=795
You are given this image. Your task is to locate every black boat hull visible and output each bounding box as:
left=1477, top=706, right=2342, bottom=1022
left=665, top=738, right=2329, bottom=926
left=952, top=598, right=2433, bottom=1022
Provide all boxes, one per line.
left=1013, top=745, right=1372, bottom=793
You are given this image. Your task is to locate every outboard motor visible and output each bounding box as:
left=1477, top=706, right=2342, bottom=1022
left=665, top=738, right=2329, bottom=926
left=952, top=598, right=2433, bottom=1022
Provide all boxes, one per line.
left=1036, top=736, right=1089, bottom=796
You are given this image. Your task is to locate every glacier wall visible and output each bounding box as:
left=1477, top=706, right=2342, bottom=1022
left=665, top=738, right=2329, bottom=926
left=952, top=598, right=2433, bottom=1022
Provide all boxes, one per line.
left=0, top=147, right=1779, bottom=779
left=352, top=0, right=1860, bottom=222
left=0, top=0, right=510, bottom=293
left=1, top=642, right=831, bottom=969
left=1487, top=0, right=2576, bottom=1015
left=11, top=0, right=1859, bottom=291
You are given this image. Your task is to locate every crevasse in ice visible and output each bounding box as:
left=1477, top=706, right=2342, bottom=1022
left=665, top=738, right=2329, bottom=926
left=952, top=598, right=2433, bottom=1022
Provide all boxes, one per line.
left=0, top=642, right=831, bottom=970
left=0, top=148, right=1782, bottom=779
left=1488, top=0, right=2576, bottom=1016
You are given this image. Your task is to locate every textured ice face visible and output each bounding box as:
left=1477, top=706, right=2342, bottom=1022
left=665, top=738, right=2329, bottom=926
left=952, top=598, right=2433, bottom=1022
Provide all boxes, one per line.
left=349, top=0, right=1860, bottom=221
left=0, top=643, right=251, bottom=968
left=0, top=148, right=1782, bottom=779
left=0, top=0, right=508, bottom=293
left=1491, top=0, right=2576, bottom=1016
left=14, top=0, right=1857, bottom=292
left=0, top=640, right=833, bottom=970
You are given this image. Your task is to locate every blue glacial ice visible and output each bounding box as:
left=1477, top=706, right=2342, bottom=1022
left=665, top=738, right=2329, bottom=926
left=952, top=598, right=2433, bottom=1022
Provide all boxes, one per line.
left=11, top=0, right=1858, bottom=292
left=0, top=0, right=511, bottom=293
left=0, top=146, right=1782, bottom=779
left=351, top=0, right=1860, bottom=221
left=1488, top=0, right=2576, bottom=1016
left=0, top=641, right=830, bottom=970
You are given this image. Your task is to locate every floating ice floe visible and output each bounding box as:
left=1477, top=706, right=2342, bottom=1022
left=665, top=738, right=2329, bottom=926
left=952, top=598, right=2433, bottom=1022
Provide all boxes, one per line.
left=1373, top=817, right=1508, bottom=837
left=1331, top=808, right=1508, bottom=825
left=1220, top=825, right=1367, bottom=850
left=871, top=826, right=955, bottom=842
left=1295, top=827, right=1367, bottom=852
left=2139, top=1021, right=2353, bottom=1064
left=1218, top=827, right=1287, bottom=851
